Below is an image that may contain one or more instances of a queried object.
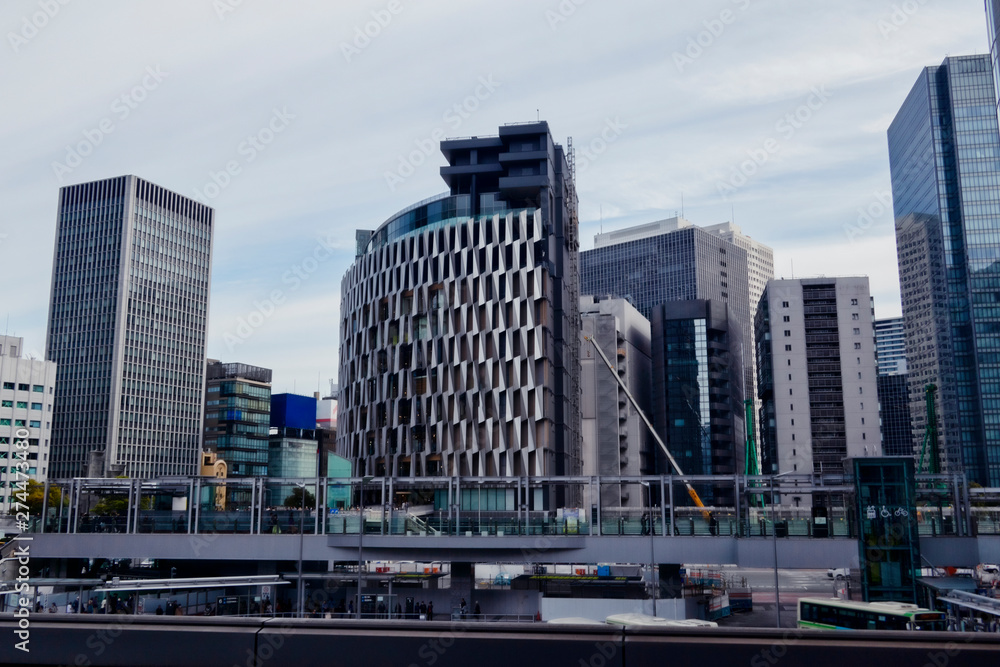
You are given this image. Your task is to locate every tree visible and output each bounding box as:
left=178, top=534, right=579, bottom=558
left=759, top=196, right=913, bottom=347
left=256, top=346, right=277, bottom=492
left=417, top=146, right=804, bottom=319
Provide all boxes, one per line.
left=283, top=487, right=315, bottom=509
left=8, top=479, right=65, bottom=517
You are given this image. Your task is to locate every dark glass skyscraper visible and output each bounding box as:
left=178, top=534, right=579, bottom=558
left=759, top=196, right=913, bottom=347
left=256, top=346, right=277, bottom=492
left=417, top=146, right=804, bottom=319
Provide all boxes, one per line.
left=875, top=318, right=913, bottom=458
left=46, top=175, right=213, bottom=478
left=651, top=300, right=742, bottom=503
left=888, top=55, right=1000, bottom=485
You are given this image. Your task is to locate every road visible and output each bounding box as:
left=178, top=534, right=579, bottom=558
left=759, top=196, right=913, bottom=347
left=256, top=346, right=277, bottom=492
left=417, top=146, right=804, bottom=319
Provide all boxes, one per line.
left=715, top=567, right=849, bottom=628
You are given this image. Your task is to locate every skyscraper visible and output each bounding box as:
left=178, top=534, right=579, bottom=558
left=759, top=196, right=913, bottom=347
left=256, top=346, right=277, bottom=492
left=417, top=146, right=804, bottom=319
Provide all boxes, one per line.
left=651, top=300, right=743, bottom=505
left=582, top=216, right=757, bottom=470
left=987, top=0, right=1000, bottom=115
left=875, top=318, right=913, bottom=458
left=888, top=55, right=1000, bottom=485
left=338, top=121, right=581, bottom=483
left=755, top=278, right=881, bottom=485
left=46, top=175, right=213, bottom=478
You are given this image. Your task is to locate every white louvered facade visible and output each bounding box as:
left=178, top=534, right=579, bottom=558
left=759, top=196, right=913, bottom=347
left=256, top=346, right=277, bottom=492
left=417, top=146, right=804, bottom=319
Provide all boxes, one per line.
left=340, top=206, right=569, bottom=479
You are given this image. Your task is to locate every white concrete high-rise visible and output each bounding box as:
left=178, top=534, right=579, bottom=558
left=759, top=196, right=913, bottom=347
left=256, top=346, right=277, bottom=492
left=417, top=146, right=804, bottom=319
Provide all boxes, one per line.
left=755, top=278, right=881, bottom=486
left=580, top=296, right=651, bottom=509
left=0, top=336, right=56, bottom=512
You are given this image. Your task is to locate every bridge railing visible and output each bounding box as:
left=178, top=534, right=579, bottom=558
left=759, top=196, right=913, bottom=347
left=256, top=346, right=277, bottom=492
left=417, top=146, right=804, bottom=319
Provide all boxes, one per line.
left=33, top=473, right=992, bottom=539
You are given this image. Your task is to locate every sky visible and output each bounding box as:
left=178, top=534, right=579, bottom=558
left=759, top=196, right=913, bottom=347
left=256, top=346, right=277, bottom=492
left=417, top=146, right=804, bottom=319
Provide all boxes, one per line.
left=0, top=0, right=990, bottom=394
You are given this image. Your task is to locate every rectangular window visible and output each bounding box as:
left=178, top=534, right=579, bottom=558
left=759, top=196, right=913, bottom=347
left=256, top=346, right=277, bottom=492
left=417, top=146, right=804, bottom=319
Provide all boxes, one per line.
left=853, top=328, right=860, bottom=335
left=2, top=382, right=13, bottom=390
left=784, top=330, right=791, bottom=337
left=852, top=313, right=859, bottom=320
left=17, top=384, right=28, bottom=391
left=0, top=419, right=9, bottom=426
left=785, top=345, right=792, bottom=351
left=30, top=403, right=42, bottom=411
left=783, top=316, right=790, bottom=322
left=14, top=420, right=25, bottom=427
left=32, top=385, right=43, bottom=393
left=782, top=301, right=789, bottom=307
left=15, top=401, right=27, bottom=409
left=28, top=420, right=40, bottom=428
left=0, top=400, right=10, bottom=408
left=851, top=298, right=858, bottom=305
left=854, top=343, right=861, bottom=349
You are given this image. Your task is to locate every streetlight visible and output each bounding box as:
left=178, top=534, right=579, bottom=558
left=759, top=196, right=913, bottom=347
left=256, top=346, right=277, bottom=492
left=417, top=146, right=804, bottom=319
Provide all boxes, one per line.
left=296, top=482, right=307, bottom=618
left=356, top=475, right=374, bottom=619
left=770, top=471, right=793, bottom=628
left=640, top=480, right=656, bottom=617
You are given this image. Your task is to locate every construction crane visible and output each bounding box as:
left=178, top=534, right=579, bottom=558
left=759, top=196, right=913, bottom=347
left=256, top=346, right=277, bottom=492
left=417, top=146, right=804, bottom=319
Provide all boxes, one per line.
left=918, top=384, right=939, bottom=474
left=583, top=335, right=708, bottom=512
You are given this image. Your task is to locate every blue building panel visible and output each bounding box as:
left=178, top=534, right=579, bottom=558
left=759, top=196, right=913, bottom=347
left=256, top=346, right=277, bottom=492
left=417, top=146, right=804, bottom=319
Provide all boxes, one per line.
left=270, top=393, right=317, bottom=430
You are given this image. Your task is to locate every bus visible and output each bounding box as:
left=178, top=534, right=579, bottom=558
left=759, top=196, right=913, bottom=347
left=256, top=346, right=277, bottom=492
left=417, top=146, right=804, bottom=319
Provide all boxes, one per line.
left=798, top=598, right=946, bottom=631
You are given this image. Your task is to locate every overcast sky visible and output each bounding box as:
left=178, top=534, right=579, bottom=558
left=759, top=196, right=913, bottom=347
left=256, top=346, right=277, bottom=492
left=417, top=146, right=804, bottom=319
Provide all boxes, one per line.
left=0, top=0, right=990, bottom=394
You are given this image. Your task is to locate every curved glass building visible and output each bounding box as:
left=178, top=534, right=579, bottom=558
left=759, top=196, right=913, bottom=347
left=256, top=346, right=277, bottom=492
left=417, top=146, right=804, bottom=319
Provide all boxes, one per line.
left=338, top=122, right=581, bottom=482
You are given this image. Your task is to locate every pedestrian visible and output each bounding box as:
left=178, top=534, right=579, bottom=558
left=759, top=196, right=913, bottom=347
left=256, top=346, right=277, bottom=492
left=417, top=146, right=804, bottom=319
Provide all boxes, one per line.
left=426, top=601, right=433, bottom=621
left=474, top=601, right=481, bottom=619
left=460, top=598, right=467, bottom=619
left=348, top=600, right=354, bottom=616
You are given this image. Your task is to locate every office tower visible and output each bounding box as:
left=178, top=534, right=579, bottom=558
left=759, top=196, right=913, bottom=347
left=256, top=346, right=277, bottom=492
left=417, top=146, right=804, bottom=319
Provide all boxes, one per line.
left=268, top=393, right=318, bottom=504
left=0, top=336, right=56, bottom=512
left=755, top=278, right=881, bottom=487
left=204, top=361, right=272, bottom=477
left=875, top=318, right=913, bottom=457
left=988, top=0, right=1000, bottom=114
left=651, top=300, right=743, bottom=505
left=580, top=296, right=652, bottom=509
left=339, top=121, right=581, bottom=482
left=888, top=55, right=1000, bottom=485
left=874, top=318, right=907, bottom=376
left=46, top=175, right=213, bottom=478
left=582, top=216, right=755, bottom=471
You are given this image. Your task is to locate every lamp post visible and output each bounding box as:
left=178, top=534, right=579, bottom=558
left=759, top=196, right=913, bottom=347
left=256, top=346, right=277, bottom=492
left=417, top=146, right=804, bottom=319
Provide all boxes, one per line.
left=770, top=471, right=793, bottom=628
left=640, top=480, right=656, bottom=616
left=356, top=475, right=373, bottom=619
left=296, top=482, right=306, bottom=618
